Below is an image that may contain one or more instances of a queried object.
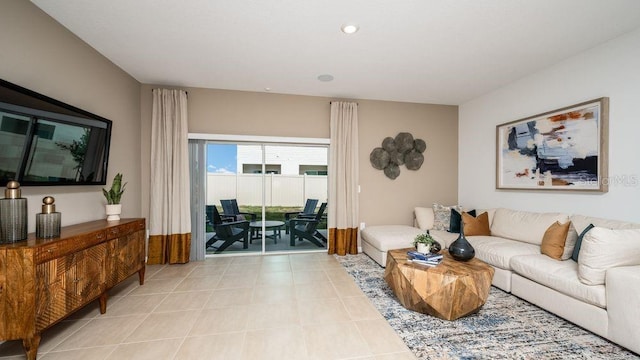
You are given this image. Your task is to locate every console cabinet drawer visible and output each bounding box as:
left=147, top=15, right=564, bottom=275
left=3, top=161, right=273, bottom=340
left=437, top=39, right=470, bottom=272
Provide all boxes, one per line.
left=35, top=231, right=107, bottom=264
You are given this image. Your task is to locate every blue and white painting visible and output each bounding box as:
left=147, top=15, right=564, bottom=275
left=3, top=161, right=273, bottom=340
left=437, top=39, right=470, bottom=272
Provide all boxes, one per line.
left=497, top=99, right=607, bottom=191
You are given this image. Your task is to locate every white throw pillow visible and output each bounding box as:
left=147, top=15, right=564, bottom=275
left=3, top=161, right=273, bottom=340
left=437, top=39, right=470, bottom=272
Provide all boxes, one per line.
left=569, top=214, right=640, bottom=262
left=578, top=227, right=640, bottom=285
left=414, top=207, right=434, bottom=230
left=562, top=223, right=579, bottom=260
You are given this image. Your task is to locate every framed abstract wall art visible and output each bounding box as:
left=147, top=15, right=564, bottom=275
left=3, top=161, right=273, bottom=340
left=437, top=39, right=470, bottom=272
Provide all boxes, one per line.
left=496, top=98, right=609, bottom=192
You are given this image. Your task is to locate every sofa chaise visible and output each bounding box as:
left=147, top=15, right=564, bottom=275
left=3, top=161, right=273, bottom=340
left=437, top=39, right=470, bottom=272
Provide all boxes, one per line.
left=360, top=207, right=640, bottom=354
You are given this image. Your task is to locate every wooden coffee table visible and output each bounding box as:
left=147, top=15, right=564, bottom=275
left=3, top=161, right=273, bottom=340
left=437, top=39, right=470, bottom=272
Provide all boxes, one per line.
left=384, top=248, right=494, bottom=321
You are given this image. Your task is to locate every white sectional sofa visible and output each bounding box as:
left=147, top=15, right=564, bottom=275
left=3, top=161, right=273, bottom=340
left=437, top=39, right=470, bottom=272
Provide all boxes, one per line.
left=360, top=207, right=640, bottom=354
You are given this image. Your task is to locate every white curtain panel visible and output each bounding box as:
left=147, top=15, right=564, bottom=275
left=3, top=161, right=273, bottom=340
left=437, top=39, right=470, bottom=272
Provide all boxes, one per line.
left=328, top=101, right=359, bottom=255
left=149, top=89, right=191, bottom=263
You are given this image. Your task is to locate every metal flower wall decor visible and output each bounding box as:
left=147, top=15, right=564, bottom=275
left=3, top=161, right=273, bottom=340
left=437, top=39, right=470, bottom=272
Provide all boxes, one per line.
left=370, top=132, right=426, bottom=179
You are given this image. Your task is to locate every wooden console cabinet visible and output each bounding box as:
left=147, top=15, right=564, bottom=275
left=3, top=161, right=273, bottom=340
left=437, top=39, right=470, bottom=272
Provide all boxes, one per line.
left=0, top=218, right=146, bottom=360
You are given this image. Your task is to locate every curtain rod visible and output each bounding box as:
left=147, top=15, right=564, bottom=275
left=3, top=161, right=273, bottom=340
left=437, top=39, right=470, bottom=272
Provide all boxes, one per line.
left=329, top=101, right=358, bottom=105
left=151, top=89, right=188, bottom=95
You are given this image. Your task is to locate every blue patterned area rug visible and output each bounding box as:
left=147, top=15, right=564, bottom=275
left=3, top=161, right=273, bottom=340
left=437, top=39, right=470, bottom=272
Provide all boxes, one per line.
left=335, top=253, right=639, bottom=360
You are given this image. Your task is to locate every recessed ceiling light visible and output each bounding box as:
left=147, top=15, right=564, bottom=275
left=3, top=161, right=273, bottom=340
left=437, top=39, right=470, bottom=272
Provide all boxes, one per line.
left=264, top=87, right=271, bottom=91
left=317, top=74, right=334, bottom=82
left=341, top=24, right=359, bottom=34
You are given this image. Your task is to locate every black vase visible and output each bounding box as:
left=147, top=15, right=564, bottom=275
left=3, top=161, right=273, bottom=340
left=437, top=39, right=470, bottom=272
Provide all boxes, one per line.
left=429, top=240, right=442, bottom=254
left=425, top=230, right=442, bottom=254
left=448, top=222, right=475, bottom=261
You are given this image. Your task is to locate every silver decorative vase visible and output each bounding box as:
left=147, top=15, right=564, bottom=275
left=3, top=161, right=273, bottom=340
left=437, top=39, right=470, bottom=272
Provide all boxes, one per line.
left=36, top=196, right=61, bottom=238
left=0, top=181, right=28, bottom=243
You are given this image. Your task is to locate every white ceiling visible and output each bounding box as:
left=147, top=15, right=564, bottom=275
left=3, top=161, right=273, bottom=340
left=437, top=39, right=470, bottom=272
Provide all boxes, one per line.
left=32, top=0, right=640, bottom=105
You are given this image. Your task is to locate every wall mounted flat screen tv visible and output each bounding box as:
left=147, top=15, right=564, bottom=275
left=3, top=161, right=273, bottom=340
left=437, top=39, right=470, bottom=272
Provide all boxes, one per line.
left=0, top=79, right=112, bottom=186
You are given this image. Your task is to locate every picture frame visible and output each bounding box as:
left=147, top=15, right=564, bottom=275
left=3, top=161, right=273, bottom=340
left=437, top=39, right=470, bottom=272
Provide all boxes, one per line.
left=496, top=98, right=609, bottom=192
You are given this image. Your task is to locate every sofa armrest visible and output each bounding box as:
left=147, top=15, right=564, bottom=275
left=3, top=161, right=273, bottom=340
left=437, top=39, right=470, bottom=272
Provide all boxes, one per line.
left=606, top=265, right=640, bottom=354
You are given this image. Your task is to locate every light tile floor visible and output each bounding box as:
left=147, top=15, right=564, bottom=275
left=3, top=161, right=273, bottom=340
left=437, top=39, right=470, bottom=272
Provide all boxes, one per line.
left=0, top=253, right=416, bottom=360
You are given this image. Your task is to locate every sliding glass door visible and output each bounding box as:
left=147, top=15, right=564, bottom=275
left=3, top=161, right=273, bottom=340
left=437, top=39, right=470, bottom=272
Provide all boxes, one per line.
left=204, top=141, right=328, bottom=255
left=204, top=143, right=261, bottom=255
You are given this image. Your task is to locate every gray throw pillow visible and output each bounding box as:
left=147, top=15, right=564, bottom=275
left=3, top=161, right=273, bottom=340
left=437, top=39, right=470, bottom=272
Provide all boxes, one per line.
left=571, top=223, right=594, bottom=262
left=432, top=203, right=462, bottom=231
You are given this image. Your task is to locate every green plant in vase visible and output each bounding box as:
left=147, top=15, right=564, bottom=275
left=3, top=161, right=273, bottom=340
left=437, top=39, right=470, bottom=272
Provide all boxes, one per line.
left=413, top=231, right=441, bottom=254
left=103, top=173, right=126, bottom=204
left=103, top=173, right=126, bottom=221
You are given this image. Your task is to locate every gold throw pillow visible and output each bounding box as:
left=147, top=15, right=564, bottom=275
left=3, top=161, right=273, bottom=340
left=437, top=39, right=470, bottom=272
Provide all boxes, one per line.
left=541, top=221, right=571, bottom=260
left=462, top=212, right=491, bottom=236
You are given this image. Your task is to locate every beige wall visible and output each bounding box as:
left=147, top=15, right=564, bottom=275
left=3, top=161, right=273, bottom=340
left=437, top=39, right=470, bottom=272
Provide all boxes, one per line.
left=141, top=85, right=458, bottom=230
left=0, top=0, right=142, bottom=231
left=140, top=85, right=331, bottom=221
left=358, top=100, right=458, bottom=226
left=185, top=88, right=331, bottom=137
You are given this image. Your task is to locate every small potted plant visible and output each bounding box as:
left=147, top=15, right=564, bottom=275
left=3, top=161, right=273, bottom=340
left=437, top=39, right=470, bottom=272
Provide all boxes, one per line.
left=103, top=173, right=126, bottom=221
left=413, top=232, right=437, bottom=254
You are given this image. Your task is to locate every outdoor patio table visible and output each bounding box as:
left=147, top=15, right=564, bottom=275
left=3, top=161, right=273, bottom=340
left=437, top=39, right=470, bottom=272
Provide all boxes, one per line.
left=249, top=220, right=284, bottom=243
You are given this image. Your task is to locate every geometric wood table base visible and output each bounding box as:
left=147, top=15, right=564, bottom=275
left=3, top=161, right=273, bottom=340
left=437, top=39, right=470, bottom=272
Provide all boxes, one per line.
left=384, top=248, right=495, bottom=321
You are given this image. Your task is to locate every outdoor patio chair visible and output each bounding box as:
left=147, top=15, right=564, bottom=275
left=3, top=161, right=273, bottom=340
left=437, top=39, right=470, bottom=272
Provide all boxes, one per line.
left=206, top=205, right=234, bottom=227
left=289, top=202, right=327, bottom=247
left=206, top=205, right=250, bottom=253
left=284, top=198, right=319, bottom=234
left=220, top=199, right=257, bottom=222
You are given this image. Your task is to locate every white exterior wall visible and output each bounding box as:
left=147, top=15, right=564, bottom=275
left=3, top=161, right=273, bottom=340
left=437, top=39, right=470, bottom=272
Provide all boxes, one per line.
left=459, top=28, right=640, bottom=222
left=207, top=173, right=328, bottom=207
left=237, top=145, right=328, bottom=174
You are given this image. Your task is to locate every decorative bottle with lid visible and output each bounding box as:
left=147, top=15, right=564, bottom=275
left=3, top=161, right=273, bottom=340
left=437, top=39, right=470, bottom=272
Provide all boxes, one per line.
left=36, top=196, right=61, bottom=238
left=0, top=181, right=28, bottom=243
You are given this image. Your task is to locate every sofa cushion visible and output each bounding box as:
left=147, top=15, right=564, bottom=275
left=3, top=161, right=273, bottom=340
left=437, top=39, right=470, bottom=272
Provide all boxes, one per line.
left=450, top=209, right=475, bottom=233
left=429, top=230, right=459, bottom=249
left=414, top=207, right=434, bottom=230
left=360, top=225, right=424, bottom=252
left=541, top=221, right=571, bottom=260
left=462, top=212, right=491, bottom=236
left=510, top=254, right=606, bottom=308
left=466, top=235, right=540, bottom=270
left=432, top=203, right=462, bottom=231
left=490, top=208, right=569, bottom=246
left=570, top=214, right=640, bottom=234
left=578, top=227, right=640, bottom=285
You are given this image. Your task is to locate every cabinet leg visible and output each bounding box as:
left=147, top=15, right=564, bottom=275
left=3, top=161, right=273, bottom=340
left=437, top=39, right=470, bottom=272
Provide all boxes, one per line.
left=138, top=266, right=146, bottom=285
left=99, top=292, right=108, bottom=314
left=23, top=334, right=41, bottom=360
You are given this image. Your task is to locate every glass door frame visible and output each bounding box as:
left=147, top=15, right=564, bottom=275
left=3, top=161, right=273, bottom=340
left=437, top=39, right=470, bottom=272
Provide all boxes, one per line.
left=189, top=133, right=330, bottom=257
